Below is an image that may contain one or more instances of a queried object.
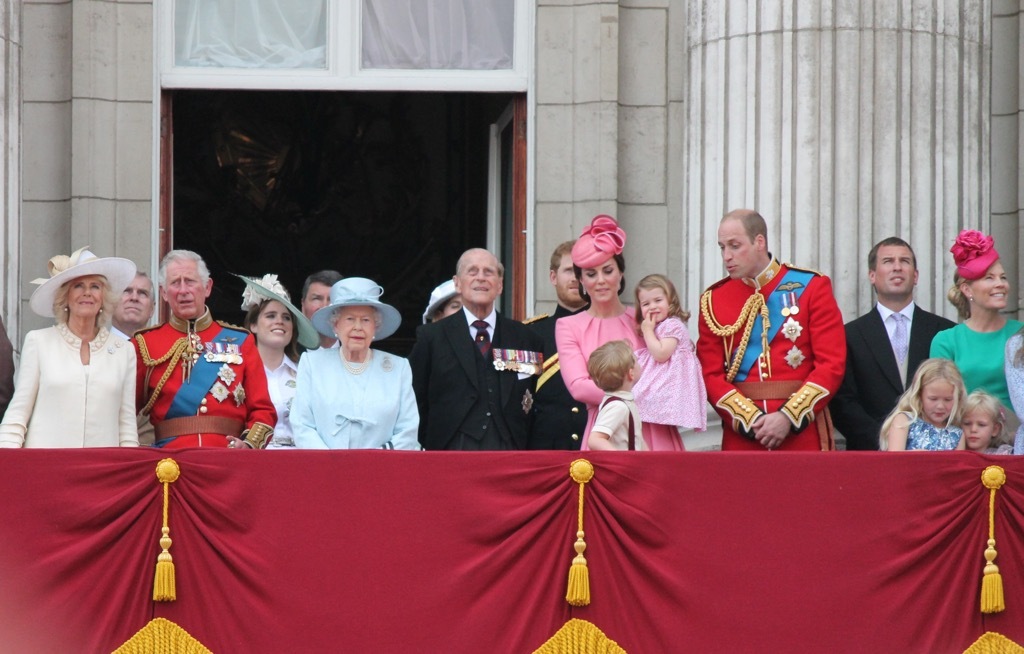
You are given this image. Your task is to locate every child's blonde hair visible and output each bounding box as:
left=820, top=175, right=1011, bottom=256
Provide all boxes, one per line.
left=879, top=358, right=966, bottom=450
left=634, top=274, right=689, bottom=326
left=961, top=390, right=1011, bottom=449
left=587, top=340, right=636, bottom=392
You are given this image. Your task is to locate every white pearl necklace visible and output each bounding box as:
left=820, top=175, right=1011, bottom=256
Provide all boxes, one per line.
left=341, top=349, right=372, bottom=375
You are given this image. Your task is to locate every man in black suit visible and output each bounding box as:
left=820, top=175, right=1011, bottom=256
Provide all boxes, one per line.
left=524, top=240, right=589, bottom=449
left=410, top=248, right=545, bottom=450
left=831, top=237, right=955, bottom=450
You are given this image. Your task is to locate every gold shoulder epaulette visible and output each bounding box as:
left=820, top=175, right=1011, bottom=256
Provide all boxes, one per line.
left=134, top=324, right=161, bottom=336
left=522, top=313, right=549, bottom=325
left=783, top=263, right=824, bottom=277
left=217, top=320, right=252, bottom=333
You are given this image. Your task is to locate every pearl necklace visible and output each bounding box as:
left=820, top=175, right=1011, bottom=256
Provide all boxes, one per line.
left=341, top=350, right=372, bottom=375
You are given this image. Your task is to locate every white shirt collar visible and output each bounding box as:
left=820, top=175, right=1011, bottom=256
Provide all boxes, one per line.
left=462, top=306, right=496, bottom=331
left=876, top=301, right=915, bottom=324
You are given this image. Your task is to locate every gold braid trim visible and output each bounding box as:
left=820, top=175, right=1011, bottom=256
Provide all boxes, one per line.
left=700, top=290, right=768, bottom=382
left=532, top=619, right=626, bottom=654
left=135, top=333, right=190, bottom=416
left=113, top=618, right=212, bottom=654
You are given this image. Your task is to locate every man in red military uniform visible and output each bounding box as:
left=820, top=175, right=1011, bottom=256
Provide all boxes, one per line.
left=697, top=209, right=846, bottom=451
left=134, top=250, right=276, bottom=449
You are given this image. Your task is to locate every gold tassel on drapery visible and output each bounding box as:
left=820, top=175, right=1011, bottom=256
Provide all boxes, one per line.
left=566, top=459, right=594, bottom=607
left=153, top=458, right=181, bottom=602
left=980, top=465, right=1006, bottom=614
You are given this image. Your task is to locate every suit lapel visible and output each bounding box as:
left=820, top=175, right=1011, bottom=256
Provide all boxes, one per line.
left=443, top=315, right=479, bottom=389
left=907, top=306, right=933, bottom=377
left=863, top=309, right=904, bottom=392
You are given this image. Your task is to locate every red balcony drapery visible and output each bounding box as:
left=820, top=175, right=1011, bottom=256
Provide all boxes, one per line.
left=1, top=450, right=1022, bottom=653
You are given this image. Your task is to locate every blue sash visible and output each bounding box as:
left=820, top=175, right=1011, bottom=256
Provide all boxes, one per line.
left=733, top=269, right=814, bottom=382
left=166, top=326, right=248, bottom=419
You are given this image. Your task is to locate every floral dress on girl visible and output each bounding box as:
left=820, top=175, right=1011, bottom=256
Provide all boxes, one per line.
left=633, top=317, right=707, bottom=431
left=900, top=412, right=963, bottom=451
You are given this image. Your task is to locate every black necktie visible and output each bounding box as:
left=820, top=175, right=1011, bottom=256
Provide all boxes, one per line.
left=472, top=320, right=491, bottom=358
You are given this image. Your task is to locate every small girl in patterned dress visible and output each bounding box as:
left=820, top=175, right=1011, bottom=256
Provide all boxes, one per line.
left=880, top=358, right=966, bottom=451
left=630, top=275, right=707, bottom=450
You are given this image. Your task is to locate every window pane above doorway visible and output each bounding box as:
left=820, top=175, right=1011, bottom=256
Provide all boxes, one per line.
left=175, top=0, right=328, bottom=69
left=361, top=0, right=514, bottom=70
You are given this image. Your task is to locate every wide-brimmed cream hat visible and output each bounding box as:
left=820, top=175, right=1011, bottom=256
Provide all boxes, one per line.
left=29, top=246, right=137, bottom=318
left=422, top=279, right=459, bottom=323
left=312, top=277, right=401, bottom=340
left=235, top=273, right=320, bottom=350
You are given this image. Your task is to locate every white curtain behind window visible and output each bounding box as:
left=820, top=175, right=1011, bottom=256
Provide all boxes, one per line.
left=175, top=0, right=327, bottom=69
left=362, top=0, right=513, bottom=70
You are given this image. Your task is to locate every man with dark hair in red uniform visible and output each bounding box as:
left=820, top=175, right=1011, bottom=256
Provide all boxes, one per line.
left=696, top=209, right=846, bottom=451
left=134, top=249, right=276, bottom=449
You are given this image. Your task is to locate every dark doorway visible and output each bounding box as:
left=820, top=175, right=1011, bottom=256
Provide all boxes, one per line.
left=169, top=90, right=517, bottom=354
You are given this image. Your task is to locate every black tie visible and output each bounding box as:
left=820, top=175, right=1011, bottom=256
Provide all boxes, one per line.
left=472, top=320, right=491, bottom=358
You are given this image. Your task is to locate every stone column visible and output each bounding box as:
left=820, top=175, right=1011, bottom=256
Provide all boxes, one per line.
left=684, top=0, right=990, bottom=320
left=0, top=0, right=20, bottom=329
left=991, top=1, right=1021, bottom=318
left=70, top=0, right=154, bottom=275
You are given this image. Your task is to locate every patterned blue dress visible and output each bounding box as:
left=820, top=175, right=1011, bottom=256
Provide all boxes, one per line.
left=902, top=413, right=963, bottom=451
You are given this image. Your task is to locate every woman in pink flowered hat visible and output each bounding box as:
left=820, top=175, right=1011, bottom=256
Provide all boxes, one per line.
left=930, top=229, right=1023, bottom=448
left=555, top=215, right=684, bottom=451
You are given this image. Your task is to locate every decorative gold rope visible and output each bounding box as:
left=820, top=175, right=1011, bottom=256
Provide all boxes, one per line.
left=136, top=334, right=189, bottom=416
left=153, top=458, right=181, bottom=602
left=566, top=459, right=595, bottom=607
left=980, top=465, right=1006, bottom=614
left=113, top=618, right=212, bottom=654
left=532, top=619, right=626, bottom=654
left=700, top=290, right=767, bottom=382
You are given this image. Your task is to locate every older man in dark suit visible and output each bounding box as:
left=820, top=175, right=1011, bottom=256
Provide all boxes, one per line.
left=831, top=237, right=955, bottom=450
left=410, top=248, right=545, bottom=450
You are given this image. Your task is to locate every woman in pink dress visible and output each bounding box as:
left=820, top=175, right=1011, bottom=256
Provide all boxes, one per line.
left=555, top=215, right=685, bottom=451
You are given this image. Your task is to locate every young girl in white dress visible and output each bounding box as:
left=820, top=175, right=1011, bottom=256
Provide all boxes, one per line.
left=630, top=274, right=707, bottom=450
left=880, top=358, right=966, bottom=451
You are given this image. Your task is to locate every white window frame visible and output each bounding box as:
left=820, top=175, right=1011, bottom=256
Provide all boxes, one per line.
left=157, top=0, right=530, bottom=92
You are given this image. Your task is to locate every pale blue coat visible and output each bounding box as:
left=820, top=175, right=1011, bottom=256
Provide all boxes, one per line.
left=292, top=347, right=420, bottom=450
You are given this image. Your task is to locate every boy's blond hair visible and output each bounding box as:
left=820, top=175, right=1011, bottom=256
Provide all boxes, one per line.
left=587, top=340, right=636, bottom=392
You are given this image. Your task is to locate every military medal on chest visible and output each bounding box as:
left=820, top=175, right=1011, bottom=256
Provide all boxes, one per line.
left=205, top=341, right=243, bottom=365
left=492, top=348, right=544, bottom=375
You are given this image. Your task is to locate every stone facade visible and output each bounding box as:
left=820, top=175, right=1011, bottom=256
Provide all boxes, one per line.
left=17, top=0, right=153, bottom=336
left=1, top=0, right=1020, bottom=347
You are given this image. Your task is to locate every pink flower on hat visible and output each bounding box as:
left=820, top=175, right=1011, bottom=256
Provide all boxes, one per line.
left=950, top=229, right=999, bottom=280
left=571, top=215, right=627, bottom=268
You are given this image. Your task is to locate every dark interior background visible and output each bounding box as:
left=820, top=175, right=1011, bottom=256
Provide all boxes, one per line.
left=172, top=89, right=514, bottom=355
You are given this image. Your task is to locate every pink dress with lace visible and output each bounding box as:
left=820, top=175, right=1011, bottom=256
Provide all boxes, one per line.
left=632, top=317, right=707, bottom=431
left=555, top=310, right=685, bottom=451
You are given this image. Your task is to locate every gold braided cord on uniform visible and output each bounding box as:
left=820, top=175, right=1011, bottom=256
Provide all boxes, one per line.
left=135, top=333, right=189, bottom=416
left=699, top=290, right=770, bottom=382
left=532, top=619, right=626, bottom=654
left=112, top=618, right=212, bottom=654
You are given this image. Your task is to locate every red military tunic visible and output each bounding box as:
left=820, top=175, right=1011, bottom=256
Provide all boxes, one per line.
left=134, top=309, right=276, bottom=448
left=696, top=258, right=846, bottom=451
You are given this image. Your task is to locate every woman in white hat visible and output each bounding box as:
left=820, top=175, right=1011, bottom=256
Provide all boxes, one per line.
left=0, top=246, right=139, bottom=447
left=237, top=273, right=320, bottom=449
left=422, top=279, right=462, bottom=323
left=291, top=277, right=420, bottom=449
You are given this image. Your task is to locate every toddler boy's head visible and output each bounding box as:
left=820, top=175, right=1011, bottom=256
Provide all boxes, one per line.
left=587, top=340, right=639, bottom=392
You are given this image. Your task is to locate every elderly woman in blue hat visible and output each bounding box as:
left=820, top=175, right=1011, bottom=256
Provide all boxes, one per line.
left=0, top=246, right=139, bottom=448
left=291, top=277, right=420, bottom=449
left=237, top=273, right=320, bottom=449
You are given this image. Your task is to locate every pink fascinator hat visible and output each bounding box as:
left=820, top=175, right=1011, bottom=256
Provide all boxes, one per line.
left=571, top=215, right=627, bottom=269
left=950, top=229, right=999, bottom=280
